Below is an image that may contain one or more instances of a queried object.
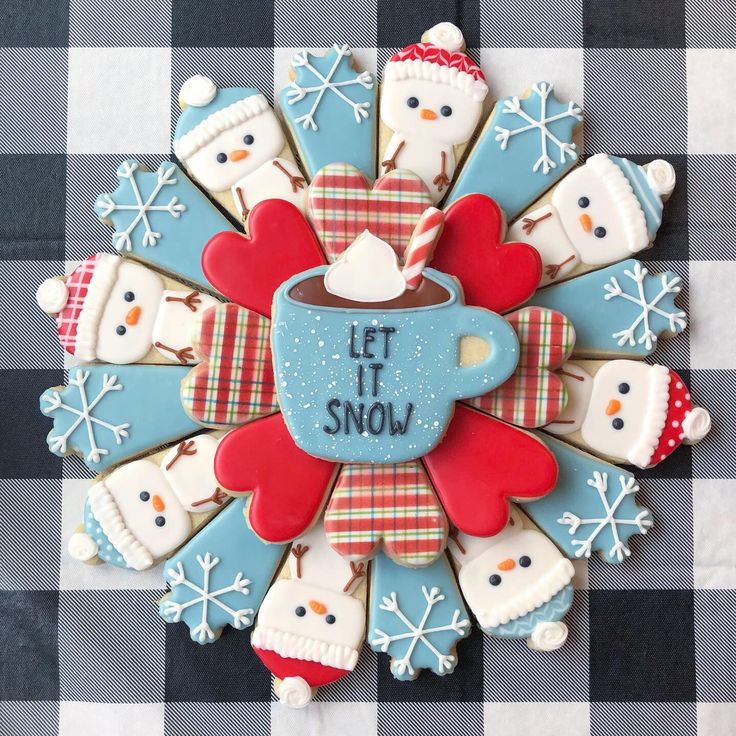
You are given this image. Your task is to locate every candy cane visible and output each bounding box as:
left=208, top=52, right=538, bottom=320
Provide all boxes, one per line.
left=402, top=207, right=444, bottom=290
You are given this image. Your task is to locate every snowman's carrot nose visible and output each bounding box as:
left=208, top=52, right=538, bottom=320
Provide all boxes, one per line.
left=230, top=149, right=249, bottom=161
left=151, top=494, right=165, bottom=512
left=497, top=558, right=515, bottom=571
left=309, top=600, right=327, bottom=615
left=125, top=306, right=141, bottom=325
left=606, top=399, right=622, bottom=416
left=420, top=108, right=437, bottom=120
left=579, top=213, right=592, bottom=232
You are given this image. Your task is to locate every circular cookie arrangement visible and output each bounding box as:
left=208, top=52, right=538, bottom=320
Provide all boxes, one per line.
left=36, top=22, right=711, bottom=708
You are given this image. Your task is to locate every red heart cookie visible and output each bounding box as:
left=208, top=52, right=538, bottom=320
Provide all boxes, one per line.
left=308, top=163, right=433, bottom=262
left=181, top=303, right=279, bottom=427
left=202, top=200, right=327, bottom=318
left=215, top=413, right=338, bottom=543
left=423, top=404, right=558, bottom=537
left=432, top=194, right=542, bottom=314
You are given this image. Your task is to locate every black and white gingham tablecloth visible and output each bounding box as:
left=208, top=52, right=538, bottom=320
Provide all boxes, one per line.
left=1, top=1, right=735, bottom=734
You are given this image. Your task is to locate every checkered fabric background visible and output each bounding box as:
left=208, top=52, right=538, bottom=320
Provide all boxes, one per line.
left=0, top=1, right=734, bottom=734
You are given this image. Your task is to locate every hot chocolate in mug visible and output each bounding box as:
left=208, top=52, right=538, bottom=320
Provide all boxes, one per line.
left=271, top=266, right=520, bottom=463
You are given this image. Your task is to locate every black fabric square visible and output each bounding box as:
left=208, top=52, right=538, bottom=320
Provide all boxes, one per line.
left=0, top=591, right=59, bottom=700
left=583, top=0, right=686, bottom=48
left=0, top=155, right=66, bottom=260
left=172, top=0, right=274, bottom=48
left=589, top=589, right=696, bottom=702
left=0, top=369, right=64, bottom=479
left=165, top=624, right=272, bottom=702
left=377, top=0, right=480, bottom=49
left=0, top=0, right=69, bottom=47
left=376, top=625, right=484, bottom=702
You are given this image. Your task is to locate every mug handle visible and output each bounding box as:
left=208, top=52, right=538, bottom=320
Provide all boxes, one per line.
left=450, top=307, right=519, bottom=400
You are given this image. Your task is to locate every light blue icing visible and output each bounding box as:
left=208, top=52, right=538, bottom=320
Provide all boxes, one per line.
left=84, top=497, right=128, bottom=569
left=159, top=499, right=286, bottom=643
left=369, top=552, right=470, bottom=681
left=271, top=266, right=519, bottom=464
left=485, top=583, right=574, bottom=638
left=40, top=365, right=200, bottom=472
left=609, top=156, right=663, bottom=237
left=280, top=44, right=376, bottom=180
left=525, top=433, right=653, bottom=564
left=175, top=87, right=263, bottom=140
left=527, top=259, right=687, bottom=357
left=447, top=81, right=582, bottom=220
left=94, top=160, right=235, bottom=289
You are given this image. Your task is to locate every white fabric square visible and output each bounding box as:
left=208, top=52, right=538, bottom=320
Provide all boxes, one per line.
left=271, top=701, right=377, bottom=736
left=687, top=50, right=736, bottom=154
left=697, top=702, right=736, bottom=735
left=484, top=702, right=590, bottom=736
left=693, top=478, right=736, bottom=589
left=59, top=701, right=164, bottom=736
left=67, top=47, right=171, bottom=154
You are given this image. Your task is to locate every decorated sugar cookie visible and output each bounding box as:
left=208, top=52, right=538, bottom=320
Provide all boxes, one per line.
left=379, top=22, right=489, bottom=203
left=94, top=160, right=236, bottom=289
left=281, top=44, right=376, bottom=179
left=36, top=253, right=219, bottom=365
left=507, top=154, right=676, bottom=286
left=528, top=259, right=687, bottom=358
left=544, top=360, right=711, bottom=468
left=251, top=519, right=367, bottom=708
left=369, top=551, right=470, bottom=680
left=449, top=507, right=575, bottom=651
left=173, top=75, right=306, bottom=222
left=68, top=433, right=227, bottom=571
left=448, top=82, right=582, bottom=220
left=159, top=498, right=286, bottom=643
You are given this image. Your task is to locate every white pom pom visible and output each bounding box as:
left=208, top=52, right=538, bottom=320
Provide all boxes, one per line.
left=68, top=532, right=98, bottom=562
left=528, top=621, right=568, bottom=651
left=425, top=22, right=465, bottom=52
left=277, top=676, right=313, bottom=708
left=646, top=159, right=676, bottom=201
left=179, top=75, right=217, bottom=108
left=36, top=278, right=69, bottom=314
left=681, top=407, right=711, bottom=444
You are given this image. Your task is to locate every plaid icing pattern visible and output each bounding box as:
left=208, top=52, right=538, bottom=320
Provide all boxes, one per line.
left=55, top=252, right=101, bottom=354
left=180, top=303, right=278, bottom=427
left=324, top=461, right=447, bottom=566
left=307, top=162, right=433, bottom=262
left=468, top=307, right=575, bottom=427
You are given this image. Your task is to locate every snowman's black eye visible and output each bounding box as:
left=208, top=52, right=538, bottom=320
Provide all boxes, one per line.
left=155, top=516, right=166, bottom=527
left=407, top=97, right=419, bottom=108
left=124, top=291, right=135, bottom=302
left=578, top=196, right=590, bottom=208
left=612, top=418, right=624, bottom=430
left=243, top=134, right=254, bottom=145
left=295, top=606, right=306, bottom=617
left=441, top=105, right=452, bottom=117
left=519, top=556, right=531, bottom=568
left=618, top=383, right=630, bottom=394
left=116, top=325, right=126, bottom=335
left=594, top=226, right=607, bottom=238
left=216, top=152, right=227, bottom=163
left=325, top=614, right=336, bottom=624
left=489, top=574, right=502, bottom=586
left=139, top=491, right=150, bottom=501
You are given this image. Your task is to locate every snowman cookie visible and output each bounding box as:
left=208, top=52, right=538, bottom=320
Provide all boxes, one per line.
left=68, top=433, right=227, bottom=571
left=507, top=154, right=677, bottom=286
left=251, top=518, right=367, bottom=708
left=545, top=360, right=711, bottom=468
left=449, top=507, right=575, bottom=652
left=36, top=253, right=219, bottom=365
left=379, top=22, right=489, bottom=204
left=173, top=75, right=306, bottom=223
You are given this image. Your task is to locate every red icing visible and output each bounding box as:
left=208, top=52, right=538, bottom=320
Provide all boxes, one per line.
left=253, top=647, right=350, bottom=687
left=423, top=404, right=558, bottom=536
left=650, top=369, right=694, bottom=466
left=214, top=413, right=337, bottom=543
left=201, top=200, right=326, bottom=318
left=388, top=43, right=486, bottom=84
left=433, top=194, right=542, bottom=314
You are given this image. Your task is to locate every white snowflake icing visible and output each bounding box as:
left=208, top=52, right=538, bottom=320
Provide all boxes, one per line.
left=371, top=586, right=470, bottom=678
left=285, top=44, right=373, bottom=131
left=558, top=471, right=653, bottom=563
left=604, top=262, right=687, bottom=351
left=96, top=161, right=186, bottom=252
left=494, top=81, right=582, bottom=175
left=41, top=369, right=130, bottom=464
left=161, top=552, right=253, bottom=643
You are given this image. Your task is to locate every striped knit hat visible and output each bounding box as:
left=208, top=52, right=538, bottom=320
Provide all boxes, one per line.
left=35, top=253, right=121, bottom=360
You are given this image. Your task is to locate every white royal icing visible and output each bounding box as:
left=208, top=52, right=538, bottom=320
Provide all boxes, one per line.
left=277, top=676, right=313, bottom=708
left=36, top=277, right=69, bottom=314
left=67, top=531, right=98, bottom=562
left=160, top=434, right=222, bottom=513
left=425, top=22, right=465, bottom=51
left=231, top=157, right=306, bottom=218
left=528, top=620, right=569, bottom=651
left=179, top=74, right=217, bottom=107
left=545, top=362, right=594, bottom=436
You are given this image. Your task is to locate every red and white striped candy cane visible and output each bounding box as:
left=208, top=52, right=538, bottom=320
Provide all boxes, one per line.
left=402, top=207, right=445, bottom=290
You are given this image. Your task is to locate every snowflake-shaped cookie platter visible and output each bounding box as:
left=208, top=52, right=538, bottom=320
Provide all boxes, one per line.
left=35, top=20, right=711, bottom=709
